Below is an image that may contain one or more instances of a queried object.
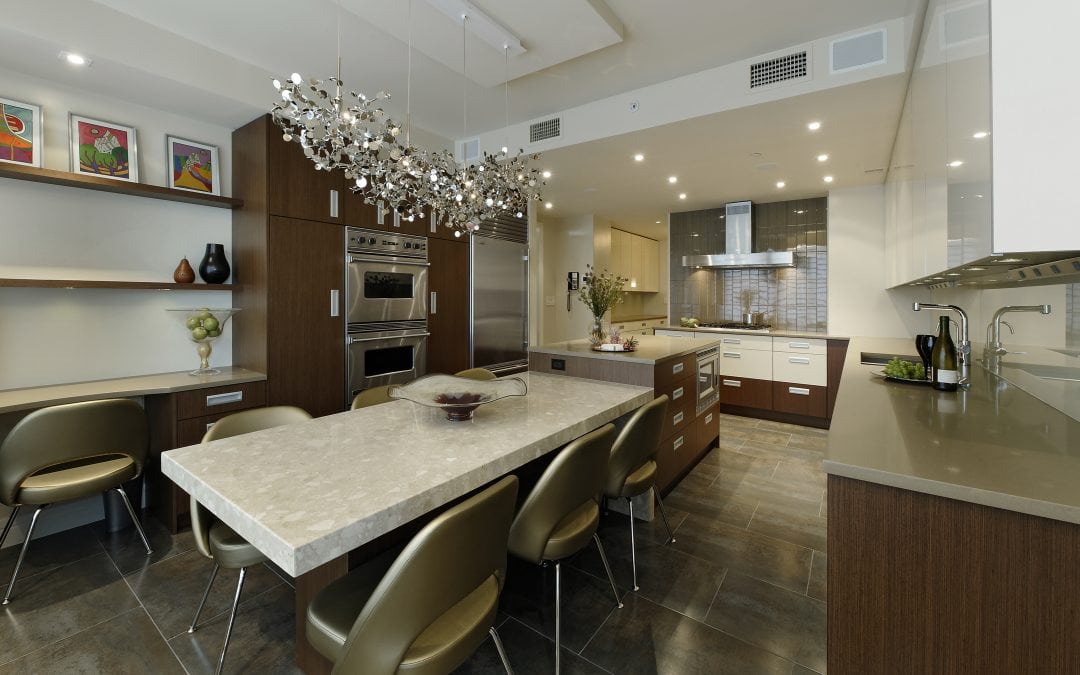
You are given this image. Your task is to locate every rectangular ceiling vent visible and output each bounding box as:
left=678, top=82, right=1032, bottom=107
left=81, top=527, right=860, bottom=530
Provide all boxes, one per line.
left=940, top=1, right=989, bottom=48
left=749, top=50, right=808, bottom=89
left=830, top=29, right=887, bottom=74
left=461, top=138, right=479, bottom=163
left=529, top=117, right=561, bottom=143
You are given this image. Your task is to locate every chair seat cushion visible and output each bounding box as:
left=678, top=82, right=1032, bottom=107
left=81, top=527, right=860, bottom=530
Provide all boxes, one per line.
left=17, top=457, right=137, bottom=505
left=208, top=521, right=269, bottom=569
left=542, top=500, right=599, bottom=562
left=616, top=460, right=657, bottom=499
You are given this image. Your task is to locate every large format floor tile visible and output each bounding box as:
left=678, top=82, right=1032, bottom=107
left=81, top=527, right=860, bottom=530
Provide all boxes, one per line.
left=454, top=616, right=611, bottom=675
left=663, top=472, right=758, bottom=527
left=808, top=551, right=827, bottom=602
left=94, top=513, right=195, bottom=575
left=0, top=523, right=103, bottom=586
left=747, top=502, right=828, bottom=552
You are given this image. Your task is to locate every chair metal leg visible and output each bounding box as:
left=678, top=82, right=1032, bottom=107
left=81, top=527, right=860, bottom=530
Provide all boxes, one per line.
left=0, top=506, right=20, bottom=550
left=592, top=533, right=623, bottom=609
left=489, top=626, right=514, bottom=675
left=216, top=566, right=247, bottom=675
left=3, top=505, right=45, bottom=605
left=654, top=490, right=676, bottom=544
left=188, top=563, right=220, bottom=633
left=113, top=487, right=153, bottom=555
left=554, top=561, right=562, bottom=675
left=627, top=498, right=639, bottom=591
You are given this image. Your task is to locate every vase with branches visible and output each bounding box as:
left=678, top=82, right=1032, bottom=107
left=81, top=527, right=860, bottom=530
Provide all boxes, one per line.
left=577, top=265, right=627, bottom=344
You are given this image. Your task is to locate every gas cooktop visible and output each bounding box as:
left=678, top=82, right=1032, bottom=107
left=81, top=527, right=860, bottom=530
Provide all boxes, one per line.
left=696, top=321, right=772, bottom=332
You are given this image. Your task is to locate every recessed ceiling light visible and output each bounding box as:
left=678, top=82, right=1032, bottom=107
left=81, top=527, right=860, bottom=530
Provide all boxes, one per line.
left=678, top=193, right=687, bottom=200
left=823, top=175, right=834, bottom=183
left=948, top=160, right=964, bottom=168
left=633, top=153, right=645, bottom=162
left=973, top=131, right=989, bottom=139
left=807, top=121, right=821, bottom=131
left=541, top=170, right=552, bottom=179
left=975, top=194, right=984, bottom=198
left=794, top=210, right=806, bottom=214
left=817, top=154, right=829, bottom=162
left=544, top=202, right=553, bottom=209
left=668, top=176, right=678, bottom=184
left=776, top=181, right=786, bottom=188
left=654, top=220, right=661, bottom=224
left=59, top=51, right=91, bottom=66
left=691, top=233, right=700, bottom=237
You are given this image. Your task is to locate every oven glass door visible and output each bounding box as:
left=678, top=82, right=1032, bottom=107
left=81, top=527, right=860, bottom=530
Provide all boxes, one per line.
left=346, top=257, right=428, bottom=324
left=696, top=349, right=719, bottom=410
left=347, top=330, right=429, bottom=396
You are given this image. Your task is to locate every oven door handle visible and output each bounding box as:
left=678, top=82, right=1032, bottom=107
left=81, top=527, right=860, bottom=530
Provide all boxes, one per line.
left=346, top=255, right=430, bottom=267
left=347, top=332, right=430, bottom=344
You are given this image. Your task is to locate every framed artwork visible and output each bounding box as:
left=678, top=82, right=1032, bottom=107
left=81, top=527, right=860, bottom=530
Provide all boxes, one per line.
left=0, top=96, right=43, bottom=167
left=166, top=136, right=219, bottom=194
left=69, top=114, right=138, bottom=181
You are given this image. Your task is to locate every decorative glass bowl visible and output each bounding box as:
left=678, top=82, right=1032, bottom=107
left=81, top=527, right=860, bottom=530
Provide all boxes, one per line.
left=389, top=374, right=527, bottom=421
left=166, top=308, right=239, bottom=375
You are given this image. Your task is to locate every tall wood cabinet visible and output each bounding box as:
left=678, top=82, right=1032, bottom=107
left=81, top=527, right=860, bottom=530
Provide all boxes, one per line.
left=427, top=238, right=471, bottom=374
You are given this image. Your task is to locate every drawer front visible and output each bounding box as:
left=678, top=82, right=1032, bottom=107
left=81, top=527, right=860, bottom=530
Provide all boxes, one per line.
left=772, top=337, right=828, bottom=355
left=656, top=427, right=695, bottom=492
left=696, top=404, right=720, bottom=449
left=176, top=381, right=267, bottom=420
left=654, top=353, right=696, bottom=392
left=657, top=378, right=693, bottom=408
left=772, top=381, right=828, bottom=417
left=176, top=409, right=261, bottom=447
left=717, top=348, right=772, bottom=379
left=772, top=352, right=827, bottom=386
left=717, top=334, right=773, bottom=351
left=717, top=376, right=773, bottom=409
left=660, top=390, right=696, bottom=441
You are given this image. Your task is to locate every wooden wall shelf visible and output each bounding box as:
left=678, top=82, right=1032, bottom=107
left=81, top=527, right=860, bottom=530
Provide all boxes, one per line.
left=0, top=278, right=235, bottom=291
left=0, top=164, right=243, bottom=210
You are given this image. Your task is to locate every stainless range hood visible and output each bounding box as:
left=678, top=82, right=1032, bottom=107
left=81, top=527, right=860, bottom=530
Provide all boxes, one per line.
left=682, top=201, right=795, bottom=268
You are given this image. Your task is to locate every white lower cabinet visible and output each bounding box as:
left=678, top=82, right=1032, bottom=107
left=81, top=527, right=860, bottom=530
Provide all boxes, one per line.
left=772, top=352, right=827, bottom=387
left=718, top=347, right=773, bottom=380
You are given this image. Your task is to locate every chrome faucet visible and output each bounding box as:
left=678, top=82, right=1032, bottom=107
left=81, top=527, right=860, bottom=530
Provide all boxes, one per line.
left=987, top=304, right=1051, bottom=355
left=912, top=302, right=970, bottom=387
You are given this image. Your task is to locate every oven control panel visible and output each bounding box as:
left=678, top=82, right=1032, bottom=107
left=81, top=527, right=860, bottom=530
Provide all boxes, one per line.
left=346, top=227, right=427, bottom=259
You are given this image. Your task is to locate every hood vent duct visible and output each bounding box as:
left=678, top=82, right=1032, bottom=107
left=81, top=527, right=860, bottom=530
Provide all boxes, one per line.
left=682, top=201, right=795, bottom=269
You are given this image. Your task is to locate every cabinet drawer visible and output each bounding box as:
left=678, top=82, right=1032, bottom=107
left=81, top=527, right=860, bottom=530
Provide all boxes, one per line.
left=657, top=378, right=693, bottom=408
left=176, top=409, right=260, bottom=447
left=718, top=348, right=772, bottom=379
left=717, top=334, right=773, bottom=351
left=176, top=381, right=267, bottom=420
left=717, top=376, right=773, bottom=409
left=656, top=427, right=694, bottom=492
left=772, top=337, right=827, bottom=355
left=772, top=352, right=827, bottom=386
left=772, top=382, right=828, bottom=418
left=696, top=404, right=720, bottom=449
left=654, top=353, right=695, bottom=392
left=660, top=391, right=696, bottom=441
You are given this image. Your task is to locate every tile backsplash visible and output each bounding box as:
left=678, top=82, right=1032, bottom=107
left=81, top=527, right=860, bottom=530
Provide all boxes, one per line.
left=670, top=198, right=828, bottom=332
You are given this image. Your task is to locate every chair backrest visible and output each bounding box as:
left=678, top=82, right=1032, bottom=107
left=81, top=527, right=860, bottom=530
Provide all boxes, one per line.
left=0, top=399, right=147, bottom=507
left=454, top=368, right=497, bottom=381
left=603, top=395, right=669, bottom=497
left=335, top=475, right=519, bottom=675
left=351, top=385, right=394, bottom=410
left=507, top=424, right=615, bottom=564
left=190, top=406, right=311, bottom=558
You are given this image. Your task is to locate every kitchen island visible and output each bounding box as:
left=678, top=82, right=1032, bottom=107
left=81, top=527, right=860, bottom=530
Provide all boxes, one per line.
left=825, top=337, right=1080, bottom=673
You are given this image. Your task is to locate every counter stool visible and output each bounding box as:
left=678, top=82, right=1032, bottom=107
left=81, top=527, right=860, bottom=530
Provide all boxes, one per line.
left=188, top=405, right=311, bottom=675
left=306, top=475, right=519, bottom=675
left=351, top=385, right=394, bottom=410
left=601, top=395, right=676, bottom=591
left=0, top=399, right=153, bottom=605
left=454, top=368, right=498, bottom=381
left=507, top=424, right=623, bottom=674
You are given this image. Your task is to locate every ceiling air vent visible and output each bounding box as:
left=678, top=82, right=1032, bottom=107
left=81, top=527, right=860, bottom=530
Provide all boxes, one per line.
left=830, top=29, right=887, bottom=74
left=529, top=117, right=561, bottom=143
left=749, top=50, right=808, bottom=89
left=461, top=138, right=479, bottom=163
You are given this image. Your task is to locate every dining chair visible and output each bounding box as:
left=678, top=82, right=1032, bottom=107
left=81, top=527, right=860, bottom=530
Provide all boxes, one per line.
left=306, top=475, right=519, bottom=675
left=601, top=395, right=676, bottom=591
left=188, top=405, right=311, bottom=675
left=507, top=424, right=622, bottom=674
left=0, top=398, right=153, bottom=605
left=454, top=368, right=498, bottom=381
left=351, top=385, right=394, bottom=410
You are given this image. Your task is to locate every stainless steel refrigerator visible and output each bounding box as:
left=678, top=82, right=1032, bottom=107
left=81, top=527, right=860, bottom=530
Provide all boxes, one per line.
left=470, top=231, right=528, bottom=373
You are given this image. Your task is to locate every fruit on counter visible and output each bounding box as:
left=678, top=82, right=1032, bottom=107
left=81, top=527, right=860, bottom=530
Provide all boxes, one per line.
left=202, top=316, right=220, bottom=332
left=185, top=316, right=200, bottom=330
left=185, top=310, right=223, bottom=342
left=679, top=317, right=700, bottom=327
left=884, top=357, right=926, bottom=380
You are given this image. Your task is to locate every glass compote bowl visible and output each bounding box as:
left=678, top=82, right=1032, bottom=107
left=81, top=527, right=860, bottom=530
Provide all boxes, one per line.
left=389, top=374, right=527, bottom=421
left=166, top=308, right=240, bottom=375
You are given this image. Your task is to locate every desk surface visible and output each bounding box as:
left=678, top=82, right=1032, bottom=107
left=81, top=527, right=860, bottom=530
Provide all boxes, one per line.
left=162, top=372, right=653, bottom=577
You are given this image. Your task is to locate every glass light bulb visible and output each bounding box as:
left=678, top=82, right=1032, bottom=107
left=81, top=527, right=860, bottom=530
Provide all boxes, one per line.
left=486, top=198, right=494, bottom=207
left=291, top=72, right=303, bottom=84
left=356, top=176, right=368, bottom=188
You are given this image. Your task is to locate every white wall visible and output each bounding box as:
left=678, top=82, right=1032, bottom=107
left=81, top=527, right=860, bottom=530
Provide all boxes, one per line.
left=0, top=69, right=235, bottom=388
left=929, top=285, right=1067, bottom=348
left=827, top=185, right=921, bottom=337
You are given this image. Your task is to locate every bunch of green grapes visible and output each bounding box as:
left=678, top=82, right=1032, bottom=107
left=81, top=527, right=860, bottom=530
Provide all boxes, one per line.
left=884, top=357, right=925, bottom=380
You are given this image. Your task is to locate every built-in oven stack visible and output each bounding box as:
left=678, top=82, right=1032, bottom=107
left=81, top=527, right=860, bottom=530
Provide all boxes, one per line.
left=345, top=228, right=429, bottom=402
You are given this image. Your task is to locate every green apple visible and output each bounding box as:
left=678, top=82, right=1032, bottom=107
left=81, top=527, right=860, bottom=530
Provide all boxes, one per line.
left=185, top=316, right=200, bottom=330
left=202, top=316, right=219, bottom=332
left=191, top=327, right=208, bottom=341
left=197, top=309, right=212, bottom=320
left=207, top=329, right=221, bottom=338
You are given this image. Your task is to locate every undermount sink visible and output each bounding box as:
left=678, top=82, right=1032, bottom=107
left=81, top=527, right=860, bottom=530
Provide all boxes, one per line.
left=1006, top=362, right=1080, bottom=382
left=860, top=352, right=919, bottom=366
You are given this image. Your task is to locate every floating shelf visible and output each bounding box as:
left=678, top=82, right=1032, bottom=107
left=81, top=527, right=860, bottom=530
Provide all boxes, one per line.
left=0, top=278, right=235, bottom=291
left=0, top=164, right=243, bottom=210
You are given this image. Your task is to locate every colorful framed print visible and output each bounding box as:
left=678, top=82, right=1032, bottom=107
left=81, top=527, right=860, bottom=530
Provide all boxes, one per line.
left=69, top=114, right=138, bottom=181
left=166, top=136, right=220, bottom=195
left=0, top=96, right=43, bottom=167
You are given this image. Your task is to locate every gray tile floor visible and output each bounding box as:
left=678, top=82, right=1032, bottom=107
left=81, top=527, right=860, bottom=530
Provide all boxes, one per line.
left=0, top=414, right=827, bottom=674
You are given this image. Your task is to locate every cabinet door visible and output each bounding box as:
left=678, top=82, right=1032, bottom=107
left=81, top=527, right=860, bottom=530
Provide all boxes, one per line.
left=343, top=189, right=384, bottom=231
left=267, top=216, right=346, bottom=416
left=385, top=204, right=430, bottom=237
left=427, top=238, right=470, bottom=374
left=643, top=237, right=659, bottom=292
left=426, top=213, right=461, bottom=241
left=266, top=131, right=344, bottom=224
left=629, top=234, right=643, bottom=291
left=610, top=229, right=625, bottom=280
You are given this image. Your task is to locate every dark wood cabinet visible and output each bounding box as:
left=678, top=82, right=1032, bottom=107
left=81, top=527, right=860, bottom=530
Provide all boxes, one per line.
left=772, top=381, right=828, bottom=417
left=343, top=189, right=384, bottom=231
left=427, top=237, right=470, bottom=374
left=384, top=208, right=430, bottom=237
left=266, top=124, right=343, bottom=225
left=717, top=375, right=772, bottom=409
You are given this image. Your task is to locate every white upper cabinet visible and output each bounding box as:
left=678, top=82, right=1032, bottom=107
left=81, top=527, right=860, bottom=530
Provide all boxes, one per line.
left=612, top=228, right=660, bottom=293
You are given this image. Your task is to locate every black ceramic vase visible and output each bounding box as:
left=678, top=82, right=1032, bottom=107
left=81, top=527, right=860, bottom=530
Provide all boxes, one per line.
left=198, top=243, right=231, bottom=284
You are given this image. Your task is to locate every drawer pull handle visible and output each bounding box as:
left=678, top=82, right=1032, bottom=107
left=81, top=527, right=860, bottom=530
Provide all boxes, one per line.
left=329, top=189, right=339, bottom=218
left=206, top=391, right=243, bottom=406
left=376, top=201, right=386, bottom=225
left=723, top=337, right=741, bottom=344
left=722, top=379, right=741, bottom=387
left=789, top=357, right=811, bottom=364
left=722, top=352, right=741, bottom=359
left=705, top=413, right=714, bottom=424
left=673, top=411, right=684, bottom=425
left=673, top=436, right=684, bottom=451
left=672, top=386, right=684, bottom=400
left=672, top=363, right=684, bottom=374
left=789, top=341, right=811, bottom=349
left=330, top=289, right=340, bottom=317
left=205, top=422, right=216, bottom=432
left=789, top=387, right=811, bottom=396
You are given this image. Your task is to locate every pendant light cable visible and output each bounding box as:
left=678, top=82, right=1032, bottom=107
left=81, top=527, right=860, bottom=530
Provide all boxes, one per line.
left=503, top=45, right=510, bottom=153
left=406, top=0, right=412, bottom=146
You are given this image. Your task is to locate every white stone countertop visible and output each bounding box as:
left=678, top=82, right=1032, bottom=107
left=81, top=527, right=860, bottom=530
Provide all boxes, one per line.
left=824, top=337, right=1080, bottom=524
left=655, top=325, right=849, bottom=340
left=162, top=372, right=653, bottom=577
left=0, top=367, right=267, bottom=414
left=530, top=334, right=723, bottom=365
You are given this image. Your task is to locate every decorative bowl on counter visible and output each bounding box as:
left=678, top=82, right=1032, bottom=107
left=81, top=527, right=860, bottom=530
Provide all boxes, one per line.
left=166, top=308, right=239, bottom=375
left=389, top=374, right=527, bottom=421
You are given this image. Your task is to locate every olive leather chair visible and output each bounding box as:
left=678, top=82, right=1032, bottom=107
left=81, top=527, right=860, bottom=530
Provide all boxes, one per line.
left=188, top=405, right=312, bottom=675
left=601, top=395, right=676, bottom=591
left=306, top=475, right=519, bottom=675
left=351, top=385, right=394, bottom=410
left=0, top=398, right=153, bottom=605
left=507, top=424, right=623, bottom=674
left=453, top=368, right=498, bottom=381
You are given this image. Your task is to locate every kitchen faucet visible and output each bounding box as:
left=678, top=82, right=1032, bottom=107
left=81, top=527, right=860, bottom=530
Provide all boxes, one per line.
left=912, top=302, right=970, bottom=387
left=986, top=304, right=1051, bottom=355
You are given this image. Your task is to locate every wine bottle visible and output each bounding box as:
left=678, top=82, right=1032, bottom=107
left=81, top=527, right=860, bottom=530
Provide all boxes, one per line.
left=931, top=315, right=958, bottom=391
